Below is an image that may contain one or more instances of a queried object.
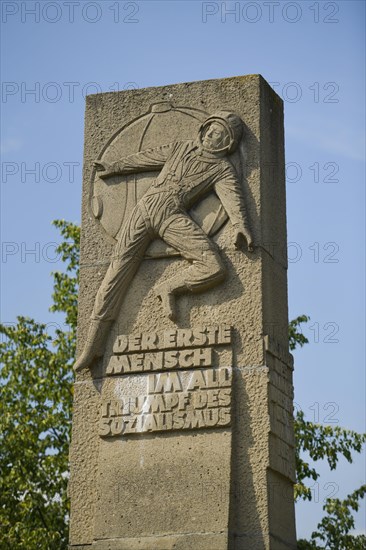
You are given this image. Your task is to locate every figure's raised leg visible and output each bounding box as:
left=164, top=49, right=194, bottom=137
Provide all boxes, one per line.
left=155, top=214, right=226, bottom=320
left=74, top=206, right=151, bottom=372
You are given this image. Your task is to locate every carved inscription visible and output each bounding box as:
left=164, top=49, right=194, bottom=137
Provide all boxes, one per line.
left=107, top=325, right=232, bottom=375
left=99, top=367, right=232, bottom=437
left=100, top=325, right=233, bottom=437
left=114, top=325, right=232, bottom=352
left=107, top=348, right=213, bottom=375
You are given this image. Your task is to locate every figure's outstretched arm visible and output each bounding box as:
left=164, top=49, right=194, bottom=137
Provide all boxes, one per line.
left=93, top=143, right=175, bottom=179
left=214, top=163, right=254, bottom=252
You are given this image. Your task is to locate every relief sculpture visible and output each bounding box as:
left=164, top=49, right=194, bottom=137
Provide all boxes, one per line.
left=74, top=108, right=253, bottom=372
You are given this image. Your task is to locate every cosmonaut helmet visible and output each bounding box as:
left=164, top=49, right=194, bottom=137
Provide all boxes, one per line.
left=199, top=111, right=243, bottom=154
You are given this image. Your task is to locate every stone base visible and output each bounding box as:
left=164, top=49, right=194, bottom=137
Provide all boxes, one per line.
left=71, top=529, right=297, bottom=550
left=90, top=532, right=227, bottom=550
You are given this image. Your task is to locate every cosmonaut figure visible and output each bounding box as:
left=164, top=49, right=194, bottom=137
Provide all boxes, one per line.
left=74, top=111, right=254, bottom=372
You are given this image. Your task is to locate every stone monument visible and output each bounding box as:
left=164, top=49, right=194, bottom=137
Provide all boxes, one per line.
left=69, top=75, right=297, bottom=549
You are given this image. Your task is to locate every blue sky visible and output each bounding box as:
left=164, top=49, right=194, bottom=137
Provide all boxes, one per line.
left=1, top=0, right=365, bottom=540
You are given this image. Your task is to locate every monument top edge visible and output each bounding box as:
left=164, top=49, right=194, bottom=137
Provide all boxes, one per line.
left=84, top=73, right=281, bottom=102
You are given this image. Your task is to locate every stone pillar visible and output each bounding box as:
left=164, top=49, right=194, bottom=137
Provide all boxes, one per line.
left=69, top=75, right=297, bottom=550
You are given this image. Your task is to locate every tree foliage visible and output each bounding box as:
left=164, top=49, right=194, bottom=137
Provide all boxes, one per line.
left=0, top=220, right=79, bottom=549
left=290, top=322, right=366, bottom=547
left=295, top=411, right=366, bottom=502
left=289, top=314, right=310, bottom=351
left=297, top=485, right=366, bottom=549
left=0, top=222, right=364, bottom=549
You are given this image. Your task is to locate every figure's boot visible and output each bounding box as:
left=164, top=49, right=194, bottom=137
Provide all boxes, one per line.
left=74, top=319, right=112, bottom=372
left=154, top=282, right=177, bottom=322
left=154, top=253, right=226, bottom=322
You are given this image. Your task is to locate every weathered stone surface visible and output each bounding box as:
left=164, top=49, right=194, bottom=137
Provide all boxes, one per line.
left=91, top=532, right=228, bottom=549
left=69, top=75, right=296, bottom=549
